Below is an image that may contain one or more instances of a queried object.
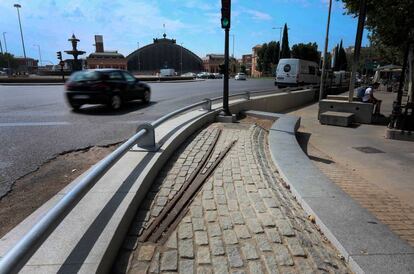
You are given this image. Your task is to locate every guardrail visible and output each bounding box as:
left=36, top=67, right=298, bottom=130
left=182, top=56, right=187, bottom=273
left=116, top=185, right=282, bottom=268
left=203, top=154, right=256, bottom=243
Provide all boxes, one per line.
left=0, top=86, right=314, bottom=274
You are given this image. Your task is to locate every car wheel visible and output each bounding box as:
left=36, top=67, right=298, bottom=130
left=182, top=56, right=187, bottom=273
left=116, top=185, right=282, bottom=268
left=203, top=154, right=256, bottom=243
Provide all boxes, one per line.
left=110, top=95, right=122, bottom=110
left=142, top=89, right=151, bottom=104
left=70, top=104, right=81, bottom=111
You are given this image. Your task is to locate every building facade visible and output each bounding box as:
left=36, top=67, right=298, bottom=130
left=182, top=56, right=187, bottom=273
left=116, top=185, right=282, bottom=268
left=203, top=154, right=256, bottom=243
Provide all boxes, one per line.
left=86, top=35, right=127, bottom=70
left=203, top=54, right=224, bottom=73
left=241, top=54, right=252, bottom=75
left=127, top=34, right=203, bottom=75
left=251, top=45, right=262, bottom=78
left=203, top=54, right=239, bottom=74
left=15, top=57, right=38, bottom=73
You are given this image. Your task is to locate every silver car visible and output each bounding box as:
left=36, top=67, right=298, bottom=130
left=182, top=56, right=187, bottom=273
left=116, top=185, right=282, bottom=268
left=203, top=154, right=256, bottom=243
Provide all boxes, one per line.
left=235, top=73, right=247, bottom=80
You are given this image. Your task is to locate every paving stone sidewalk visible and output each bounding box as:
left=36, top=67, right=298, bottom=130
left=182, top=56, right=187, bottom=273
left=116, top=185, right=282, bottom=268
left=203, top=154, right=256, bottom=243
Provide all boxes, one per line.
left=300, top=136, right=414, bottom=247
left=113, top=121, right=350, bottom=273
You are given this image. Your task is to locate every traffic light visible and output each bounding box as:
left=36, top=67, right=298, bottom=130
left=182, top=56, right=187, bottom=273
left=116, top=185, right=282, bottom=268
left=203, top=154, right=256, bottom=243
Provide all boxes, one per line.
left=221, top=0, right=231, bottom=29
left=219, top=64, right=226, bottom=74
left=56, top=51, right=62, bottom=61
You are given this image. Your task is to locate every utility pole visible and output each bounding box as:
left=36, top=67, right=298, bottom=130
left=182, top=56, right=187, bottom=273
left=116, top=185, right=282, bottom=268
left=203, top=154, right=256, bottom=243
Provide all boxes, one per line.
left=319, top=0, right=332, bottom=101
left=14, top=3, right=28, bottom=72
left=221, top=0, right=231, bottom=116
left=348, top=0, right=367, bottom=102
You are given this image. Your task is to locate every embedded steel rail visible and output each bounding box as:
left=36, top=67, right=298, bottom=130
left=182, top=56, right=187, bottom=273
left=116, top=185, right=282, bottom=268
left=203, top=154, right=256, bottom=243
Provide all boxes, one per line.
left=0, top=86, right=312, bottom=274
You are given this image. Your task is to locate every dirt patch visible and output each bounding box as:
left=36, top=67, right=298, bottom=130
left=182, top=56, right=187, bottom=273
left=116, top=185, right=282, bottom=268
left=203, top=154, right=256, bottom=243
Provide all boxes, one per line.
left=0, top=144, right=119, bottom=238
left=240, top=115, right=274, bottom=130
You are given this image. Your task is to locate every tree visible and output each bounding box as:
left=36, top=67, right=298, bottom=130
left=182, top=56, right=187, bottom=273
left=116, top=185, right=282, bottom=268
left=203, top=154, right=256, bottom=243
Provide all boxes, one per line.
left=0, top=53, right=18, bottom=71
left=341, top=0, right=414, bottom=103
left=333, top=44, right=339, bottom=71
left=291, top=42, right=320, bottom=63
left=338, top=40, right=348, bottom=70
left=240, top=64, right=246, bottom=73
left=281, top=23, right=291, bottom=58
left=256, top=41, right=280, bottom=75
left=341, top=0, right=413, bottom=50
left=256, top=43, right=267, bottom=73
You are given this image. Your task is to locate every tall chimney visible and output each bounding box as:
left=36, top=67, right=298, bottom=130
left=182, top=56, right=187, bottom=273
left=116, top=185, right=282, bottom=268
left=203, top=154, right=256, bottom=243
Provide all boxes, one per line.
left=95, top=35, right=104, bottom=53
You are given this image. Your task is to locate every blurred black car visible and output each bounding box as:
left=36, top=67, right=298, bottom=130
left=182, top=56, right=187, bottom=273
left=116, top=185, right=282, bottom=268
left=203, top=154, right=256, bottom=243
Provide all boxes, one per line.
left=65, top=69, right=151, bottom=110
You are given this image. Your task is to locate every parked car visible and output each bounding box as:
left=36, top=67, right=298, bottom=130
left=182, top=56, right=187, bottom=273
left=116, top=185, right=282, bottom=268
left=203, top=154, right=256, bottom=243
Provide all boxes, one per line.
left=235, top=73, right=247, bottom=80
left=196, top=72, right=210, bottom=79
left=65, top=69, right=151, bottom=110
left=182, top=72, right=196, bottom=78
left=275, top=58, right=320, bottom=88
left=213, top=73, right=223, bottom=79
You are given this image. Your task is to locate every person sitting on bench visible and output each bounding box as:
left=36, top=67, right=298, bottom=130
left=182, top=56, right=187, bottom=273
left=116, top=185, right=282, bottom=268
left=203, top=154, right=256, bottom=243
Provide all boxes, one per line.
left=362, top=82, right=381, bottom=115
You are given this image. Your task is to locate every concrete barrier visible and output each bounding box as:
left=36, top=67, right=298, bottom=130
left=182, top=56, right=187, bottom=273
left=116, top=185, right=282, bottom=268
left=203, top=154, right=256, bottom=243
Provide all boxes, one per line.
left=319, top=99, right=373, bottom=124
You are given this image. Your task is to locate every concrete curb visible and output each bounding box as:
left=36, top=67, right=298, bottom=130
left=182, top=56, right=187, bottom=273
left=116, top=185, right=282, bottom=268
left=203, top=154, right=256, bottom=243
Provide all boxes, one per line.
left=246, top=110, right=414, bottom=274
left=0, top=80, right=205, bottom=86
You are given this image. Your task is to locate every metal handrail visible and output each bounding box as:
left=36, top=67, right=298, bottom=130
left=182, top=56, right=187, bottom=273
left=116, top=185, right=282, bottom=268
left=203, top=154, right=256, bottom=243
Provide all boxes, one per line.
left=0, top=86, right=312, bottom=273
left=0, top=99, right=211, bottom=274
left=152, top=100, right=209, bottom=127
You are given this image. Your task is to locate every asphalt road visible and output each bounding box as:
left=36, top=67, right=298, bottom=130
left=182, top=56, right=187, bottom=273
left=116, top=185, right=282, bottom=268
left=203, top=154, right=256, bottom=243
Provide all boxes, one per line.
left=0, top=78, right=277, bottom=197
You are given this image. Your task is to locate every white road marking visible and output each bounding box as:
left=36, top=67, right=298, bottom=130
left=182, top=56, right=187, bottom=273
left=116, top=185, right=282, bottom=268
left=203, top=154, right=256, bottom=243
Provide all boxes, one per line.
left=0, top=122, right=71, bottom=127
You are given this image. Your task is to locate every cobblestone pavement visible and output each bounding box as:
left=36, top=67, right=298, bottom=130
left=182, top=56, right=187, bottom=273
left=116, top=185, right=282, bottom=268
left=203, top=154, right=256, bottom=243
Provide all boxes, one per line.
left=301, top=136, right=414, bottom=247
left=113, top=121, right=350, bottom=273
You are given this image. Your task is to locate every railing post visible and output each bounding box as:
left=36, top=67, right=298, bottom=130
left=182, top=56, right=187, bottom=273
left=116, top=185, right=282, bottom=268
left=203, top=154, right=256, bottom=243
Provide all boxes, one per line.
left=134, top=123, right=159, bottom=151
left=245, top=91, right=251, bottom=100
left=202, top=99, right=212, bottom=111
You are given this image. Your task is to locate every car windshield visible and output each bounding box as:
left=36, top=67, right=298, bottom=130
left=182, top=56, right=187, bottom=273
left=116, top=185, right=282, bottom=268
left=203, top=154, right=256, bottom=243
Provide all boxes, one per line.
left=69, top=71, right=101, bottom=82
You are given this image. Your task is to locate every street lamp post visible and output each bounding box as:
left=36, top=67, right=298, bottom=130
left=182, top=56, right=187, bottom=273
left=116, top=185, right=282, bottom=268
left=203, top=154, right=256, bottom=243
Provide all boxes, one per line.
left=14, top=3, right=28, bottom=72
left=2, top=32, right=10, bottom=76
left=34, top=44, right=42, bottom=67
left=319, top=0, right=333, bottom=101
left=272, top=27, right=283, bottom=60
left=180, top=43, right=183, bottom=76
left=137, top=42, right=140, bottom=72
left=230, top=34, right=235, bottom=57
left=2, top=32, right=8, bottom=53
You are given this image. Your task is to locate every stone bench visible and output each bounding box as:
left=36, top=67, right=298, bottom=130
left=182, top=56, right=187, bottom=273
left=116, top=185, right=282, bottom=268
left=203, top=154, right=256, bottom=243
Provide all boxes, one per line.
left=326, top=95, right=361, bottom=102
left=319, top=99, right=373, bottom=124
left=320, top=111, right=355, bottom=127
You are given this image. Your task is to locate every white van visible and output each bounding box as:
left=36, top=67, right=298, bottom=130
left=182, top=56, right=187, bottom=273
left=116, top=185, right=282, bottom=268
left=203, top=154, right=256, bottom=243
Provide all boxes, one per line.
left=275, top=58, right=320, bottom=88
left=333, top=70, right=350, bottom=86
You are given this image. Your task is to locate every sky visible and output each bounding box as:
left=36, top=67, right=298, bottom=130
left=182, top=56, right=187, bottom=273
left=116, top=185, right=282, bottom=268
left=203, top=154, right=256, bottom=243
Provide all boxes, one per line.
left=0, top=0, right=369, bottom=65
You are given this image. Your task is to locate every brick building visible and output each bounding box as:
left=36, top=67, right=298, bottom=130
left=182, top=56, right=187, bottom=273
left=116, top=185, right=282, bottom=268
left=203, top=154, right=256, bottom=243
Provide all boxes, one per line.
left=15, top=57, right=38, bottom=73
left=202, top=54, right=224, bottom=73
left=86, top=35, right=127, bottom=69
left=251, top=45, right=262, bottom=78
left=203, top=54, right=238, bottom=74
left=241, top=54, right=252, bottom=75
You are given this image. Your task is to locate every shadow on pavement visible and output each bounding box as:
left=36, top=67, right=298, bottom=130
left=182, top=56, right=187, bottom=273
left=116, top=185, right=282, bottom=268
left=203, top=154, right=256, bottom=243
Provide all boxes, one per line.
left=296, top=131, right=334, bottom=164
left=72, top=101, right=157, bottom=116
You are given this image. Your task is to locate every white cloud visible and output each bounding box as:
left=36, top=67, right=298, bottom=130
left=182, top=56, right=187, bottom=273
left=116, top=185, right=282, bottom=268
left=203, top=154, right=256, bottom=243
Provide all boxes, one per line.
left=243, top=10, right=272, bottom=21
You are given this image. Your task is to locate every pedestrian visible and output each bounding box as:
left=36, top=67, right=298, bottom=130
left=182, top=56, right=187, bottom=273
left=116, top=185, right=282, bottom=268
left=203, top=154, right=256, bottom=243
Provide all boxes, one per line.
left=362, top=82, right=381, bottom=115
